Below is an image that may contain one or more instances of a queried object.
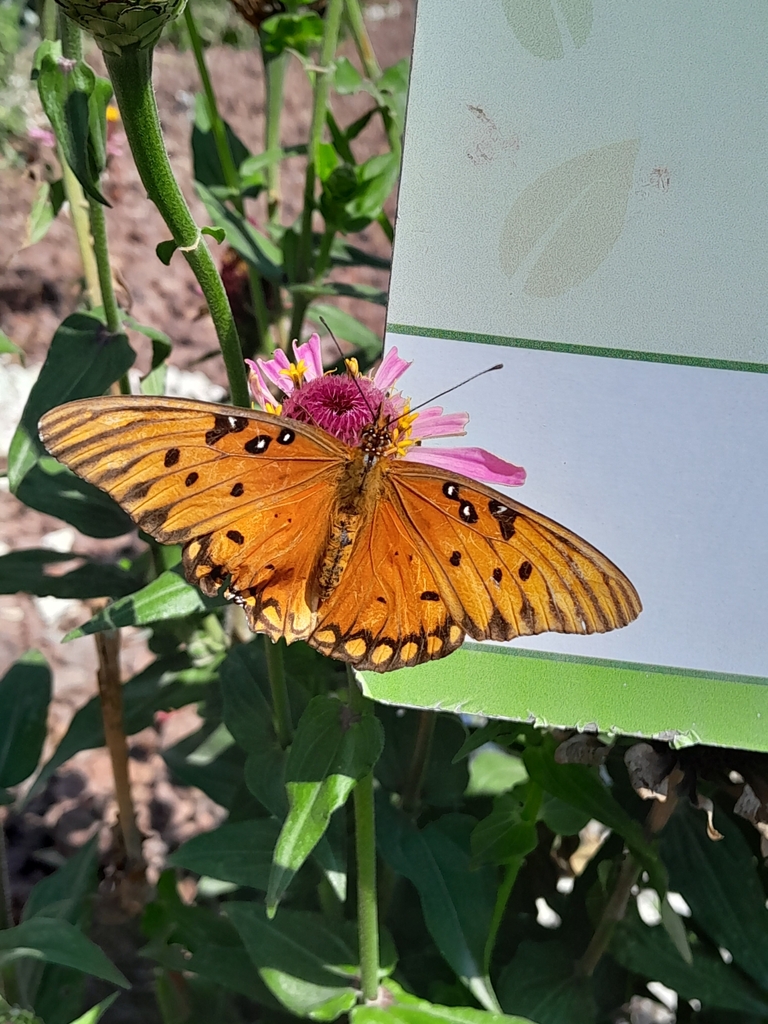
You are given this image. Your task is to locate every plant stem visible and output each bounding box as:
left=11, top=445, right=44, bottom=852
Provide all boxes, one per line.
left=94, top=630, right=145, bottom=877
left=347, top=666, right=380, bottom=1003
left=103, top=47, right=250, bottom=407
left=264, top=51, right=288, bottom=222
left=344, top=0, right=380, bottom=79
left=293, top=0, right=344, bottom=338
left=264, top=637, right=292, bottom=749
left=88, top=199, right=121, bottom=333
left=401, top=711, right=435, bottom=816
left=184, top=1, right=271, bottom=350
left=577, top=851, right=639, bottom=977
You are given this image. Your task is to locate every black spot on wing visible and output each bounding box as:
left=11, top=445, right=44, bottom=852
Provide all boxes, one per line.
left=489, top=499, right=519, bottom=541
left=244, top=434, right=272, bottom=455
left=231, top=482, right=244, bottom=497
left=459, top=501, right=478, bottom=524
left=420, top=591, right=440, bottom=602
left=276, top=428, right=295, bottom=445
left=519, top=560, right=533, bottom=581
left=449, top=550, right=462, bottom=567
left=227, top=529, right=244, bottom=545
left=206, top=414, right=247, bottom=446
left=164, top=447, right=180, bottom=468
left=492, top=567, right=502, bottom=583
left=185, top=472, right=199, bottom=487
left=443, top=481, right=460, bottom=501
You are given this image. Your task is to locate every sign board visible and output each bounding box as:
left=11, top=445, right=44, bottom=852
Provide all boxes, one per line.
left=362, top=0, right=768, bottom=751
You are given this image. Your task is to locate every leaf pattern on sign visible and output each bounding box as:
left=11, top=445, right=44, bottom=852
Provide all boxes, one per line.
left=499, top=0, right=593, bottom=60
left=499, top=138, right=640, bottom=298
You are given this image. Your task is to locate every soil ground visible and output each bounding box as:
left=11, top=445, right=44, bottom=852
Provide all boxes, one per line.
left=0, top=4, right=415, bottom=1019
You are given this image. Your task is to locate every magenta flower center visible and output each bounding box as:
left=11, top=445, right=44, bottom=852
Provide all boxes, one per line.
left=281, top=375, right=397, bottom=445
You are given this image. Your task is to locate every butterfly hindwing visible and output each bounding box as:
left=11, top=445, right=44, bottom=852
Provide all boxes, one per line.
left=386, top=460, right=641, bottom=643
left=308, top=495, right=466, bottom=672
left=40, top=397, right=348, bottom=643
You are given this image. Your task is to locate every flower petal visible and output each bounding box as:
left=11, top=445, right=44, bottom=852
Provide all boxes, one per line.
left=256, top=349, right=293, bottom=394
left=373, top=347, right=411, bottom=392
left=245, top=358, right=277, bottom=409
left=411, top=406, right=469, bottom=439
left=293, top=333, right=323, bottom=380
left=405, top=446, right=526, bottom=487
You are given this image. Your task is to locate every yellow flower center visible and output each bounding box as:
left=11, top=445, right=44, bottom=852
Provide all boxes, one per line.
left=384, top=404, right=419, bottom=458
left=279, top=359, right=308, bottom=388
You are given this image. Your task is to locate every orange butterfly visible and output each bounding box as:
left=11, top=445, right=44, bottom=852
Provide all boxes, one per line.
left=38, top=339, right=641, bottom=672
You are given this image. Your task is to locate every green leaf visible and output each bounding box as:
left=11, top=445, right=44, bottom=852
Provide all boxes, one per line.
left=376, top=804, right=499, bottom=1011
left=334, top=56, right=365, bottom=95
left=239, top=146, right=289, bottom=189
left=353, top=980, right=534, bottom=1024
left=226, top=903, right=359, bottom=1020
left=196, top=183, right=283, bottom=280
left=522, top=746, right=665, bottom=890
left=67, top=994, right=119, bottom=1024
left=63, top=568, right=222, bottom=640
left=267, top=695, right=384, bottom=913
left=0, top=327, right=23, bottom=359
left=539, top=794, right=591, bottom=836
left=466, top=748, right=527, bottom=797
left=497, top=941, right=595, bottom=1024
left=23, top=836, right=99, bottom=922
left=155, top=238, right=177, bottom=265
left=164, top=723, right=246, bottom=811
left=192, top=92, right=253, bottom=193
left=16, top=458, right=134, bottom=538
left=123, top=317, right=172, bottom=396
left=8, top=312, right=135, bottom=492
left=660, top=799, right=768, bottom=990
left=306, top=304, right=381, bottom=362
left=0, top=651, right=51, bottom=789
left=328, top=238, right=391, bottom=271
left=377, top=707, right=469, bottom=808
left=0, top=918, right=128, bottom=988
left=170, top=818, right=280, bottom=891
left=32, top=653, right=211, bottom=795
left=471, top=795, right=538, bottom=867
left=220, top=642, right=276, bottom=752
left=0, top=549, right=141, bottom=599
left=289, top=281, right=388, bottom=306
left=25, top=178, right=66, bottom=247
left=36, top=54, right=111, bottom=205
left=260, top=11, right=323, bottom=60
left=611, top=905, right=768, bottom=1015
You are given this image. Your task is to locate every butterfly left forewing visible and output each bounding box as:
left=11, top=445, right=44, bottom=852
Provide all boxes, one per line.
left=40, top=396, right=349, bottom=643
left=386, top=459, right=641, bottom=643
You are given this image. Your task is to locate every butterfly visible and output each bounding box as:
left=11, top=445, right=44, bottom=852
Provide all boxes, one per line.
left=39, top=395, right=641, bottom=672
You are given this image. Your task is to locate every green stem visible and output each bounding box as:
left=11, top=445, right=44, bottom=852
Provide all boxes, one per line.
left=347, top=667, right=380, bottom=1003
left=264, top=51, right=288, bottom=223
left=484, top=859, right=523, bottom=973
left=576, top=853, right=639, bottom=977
left=87, top=199, right=121, bottom=333
left=344, top=0, right=380, bottom=79
left=294, top=0, right=344, bottom=334
left=41, top=0, right=57, bottom=42
left=103, top=48, right=250, bottom=407
left=184, top=2, right=270, bottom=350
left=264, top=638, right=292, bottom=749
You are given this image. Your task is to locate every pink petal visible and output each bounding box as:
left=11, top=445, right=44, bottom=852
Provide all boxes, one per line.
left=245, top=358, right=276, bottom=408
left=293, top=332, right=323, bottom=380
left=373, top=346, right=411, bottom=392
left=256, top=349, right=294, bottom=394
left=28, top=125, right=56, bottom=147
left=405, top=446, right=526, bottom=487
left=411, top=406, right=469, bottom=439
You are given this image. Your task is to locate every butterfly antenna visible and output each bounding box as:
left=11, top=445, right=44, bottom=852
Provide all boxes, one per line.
left=384, top=363, right=503, bottom=428
left=318, top=315, right=377, bottom=420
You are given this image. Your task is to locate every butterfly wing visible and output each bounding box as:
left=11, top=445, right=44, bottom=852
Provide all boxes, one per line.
left=383, top=459, right=641, bottom=645
left=308, top=487, right=467, bottom=672
left=39, top=397, right=349, bottom=642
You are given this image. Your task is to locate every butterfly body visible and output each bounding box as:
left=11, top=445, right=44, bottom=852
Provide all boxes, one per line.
left=39, top=396, right=641, bottom=672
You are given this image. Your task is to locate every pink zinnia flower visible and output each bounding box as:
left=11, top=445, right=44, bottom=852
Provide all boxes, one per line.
left=245, top=335, right=525, bottom=487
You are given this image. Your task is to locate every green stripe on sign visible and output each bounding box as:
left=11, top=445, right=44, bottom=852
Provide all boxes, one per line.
left=386, top=323, right=768, bottom=375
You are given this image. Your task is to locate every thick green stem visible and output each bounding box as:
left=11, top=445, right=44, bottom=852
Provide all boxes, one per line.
left=264, top=638, right=292, bottom=749
left=184, top=1, right=270, bottom=350
left=348, top=667, right=380, bottom=1003
left=88, top=199, right=121, bottom=333
left=264, top=51, right=288, bottom=222
left=0, top=816, right=19, bottom=1005
left=344, top=0, right=380, bottom=79
left=293, top=0, right=344, bottom=337
left=103, top=47, right=249, bottom=407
